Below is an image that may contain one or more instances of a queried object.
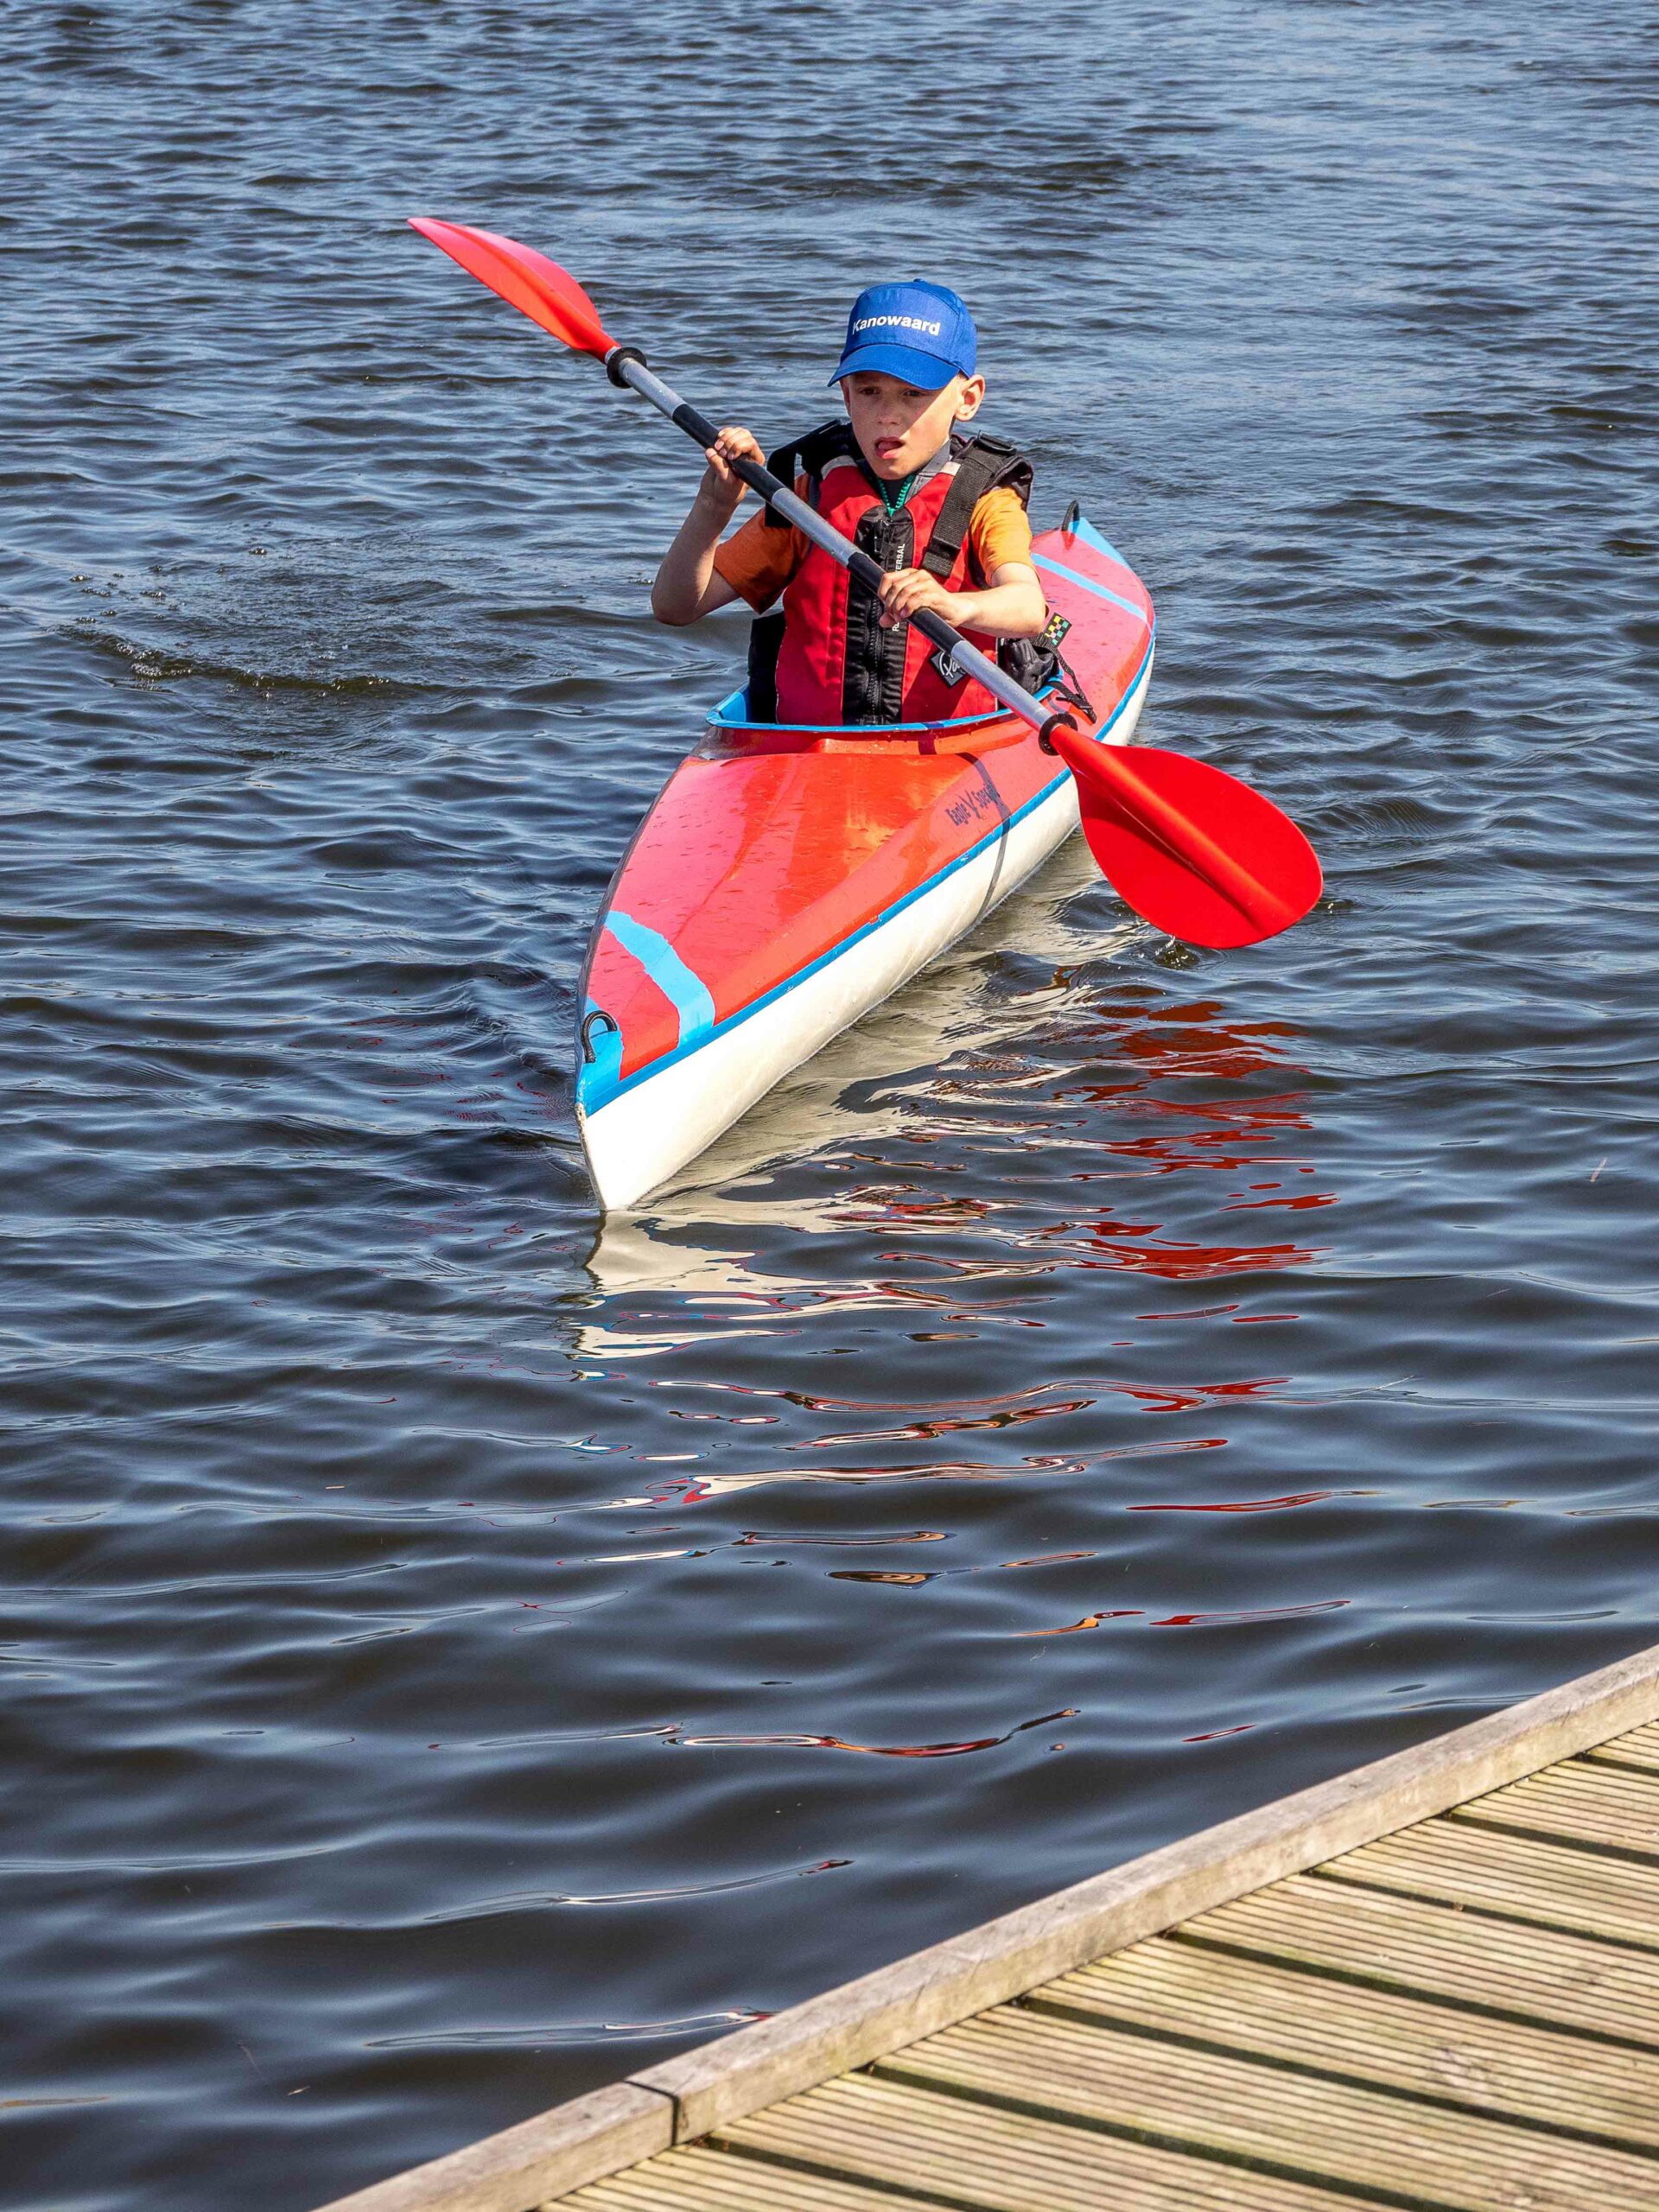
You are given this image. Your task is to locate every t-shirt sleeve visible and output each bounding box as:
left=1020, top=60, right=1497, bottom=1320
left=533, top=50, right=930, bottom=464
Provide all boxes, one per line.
left=969, top=486, right=1036, bottom=577
left=711, top=486, right=810, bottom=611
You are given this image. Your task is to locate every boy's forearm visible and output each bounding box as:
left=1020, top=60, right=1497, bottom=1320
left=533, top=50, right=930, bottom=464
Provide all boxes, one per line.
left=652, top=493, right=736, bottom=625
left=948, top=581, right=1048, bottom=639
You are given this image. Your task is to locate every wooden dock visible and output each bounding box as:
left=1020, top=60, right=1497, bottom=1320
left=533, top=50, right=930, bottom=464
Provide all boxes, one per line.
left=316, top=1640, right=1659, bottom=2212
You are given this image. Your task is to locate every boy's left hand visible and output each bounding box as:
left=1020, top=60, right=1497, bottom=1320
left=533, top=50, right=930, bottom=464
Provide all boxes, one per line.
left=874, top=568, right=963, bottom=631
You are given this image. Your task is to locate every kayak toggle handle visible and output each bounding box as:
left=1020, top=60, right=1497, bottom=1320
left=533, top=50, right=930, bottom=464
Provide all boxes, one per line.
left=581, top=1007, right=620, bottom=1062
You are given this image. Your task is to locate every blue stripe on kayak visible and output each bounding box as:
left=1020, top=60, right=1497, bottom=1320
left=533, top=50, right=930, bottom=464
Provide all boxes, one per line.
left=582, top=628, right=1154, bottom=1115
left=1067, top=514, right=1129, bottom=568
left=604, top=911, right=716, bottom=1044
left=1032, top=553, right=1149, bottom=626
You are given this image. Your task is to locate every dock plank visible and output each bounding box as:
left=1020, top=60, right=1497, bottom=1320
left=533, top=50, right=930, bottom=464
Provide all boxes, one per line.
left=717, top=2071, right=1370, bottom=2212
left=882, top=2005, right=1659, bottom=2211
left=572, top=2139, right=940, bottom=2209
left=1453, top=1760, right=1659, bottom=1859
left=1033, top=1935, right=1659, bottom=2148
left=1185, top=1870, right=1659, bottom=2048
left=1321, top=1815, right=1659, bottom=1948
left=1592, top=1724, right=1659, bottom=1775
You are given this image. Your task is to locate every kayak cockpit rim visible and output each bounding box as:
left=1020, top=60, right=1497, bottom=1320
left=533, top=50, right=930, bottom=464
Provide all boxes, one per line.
left=706, top=681, right=1059, bottom=737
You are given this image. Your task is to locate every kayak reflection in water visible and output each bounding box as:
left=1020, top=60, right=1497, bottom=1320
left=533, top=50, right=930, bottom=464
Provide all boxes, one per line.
left=650, top=279, right=1058, bottom=729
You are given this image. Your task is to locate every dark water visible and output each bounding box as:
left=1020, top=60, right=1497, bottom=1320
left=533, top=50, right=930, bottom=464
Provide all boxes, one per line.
left=4, top=2, right=1656, bottom=2203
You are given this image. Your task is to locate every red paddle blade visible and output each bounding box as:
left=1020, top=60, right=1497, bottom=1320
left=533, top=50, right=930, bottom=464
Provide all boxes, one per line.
left=1047, top=728, right=1322, bottom=950
left=409, top=217, right=616, bottom=358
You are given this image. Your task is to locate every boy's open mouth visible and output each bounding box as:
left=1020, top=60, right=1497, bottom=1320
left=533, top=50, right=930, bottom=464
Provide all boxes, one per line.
left=874, top=437, right=905, bottom=459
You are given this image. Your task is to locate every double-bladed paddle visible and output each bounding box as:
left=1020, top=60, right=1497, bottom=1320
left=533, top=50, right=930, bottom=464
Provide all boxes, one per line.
left=409, top=217, right=1322, bottom=950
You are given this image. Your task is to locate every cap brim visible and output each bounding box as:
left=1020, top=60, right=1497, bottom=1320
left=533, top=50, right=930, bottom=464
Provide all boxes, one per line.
left=830, top=340, right=961, bottom=391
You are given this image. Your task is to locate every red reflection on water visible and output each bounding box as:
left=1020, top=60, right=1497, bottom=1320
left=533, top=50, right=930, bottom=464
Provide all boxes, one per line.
left=792, top=1374, right=1286, bottom=1443
left=1019, top=1597, right=1347, bottom=1638
left=1223, top=1192, right=1335, bottom=1214
left=987, top=993, right=1340, bottom=1280
left=1065, top=994, right=1302, bottom=1085
left=1110, top=1376, right=1286, bottom=1414
left=673, top=1708, right=1076, bottom=1758
left=1130, top=1490, right=1339, bottom=1515
left=1036, top=1224, right=1317, bottom=1281
left=1018, top=1611, right=1143, bottom=1637
left=1153, top=1599, right=1347, bottom=1627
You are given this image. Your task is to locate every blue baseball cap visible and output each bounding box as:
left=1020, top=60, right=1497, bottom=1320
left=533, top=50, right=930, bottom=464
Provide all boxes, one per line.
left=830, top=281, right=977, bottom=390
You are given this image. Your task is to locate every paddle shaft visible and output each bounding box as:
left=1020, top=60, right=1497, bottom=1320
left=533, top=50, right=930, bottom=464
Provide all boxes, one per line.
left=608, top=349, right=1294, bottom=934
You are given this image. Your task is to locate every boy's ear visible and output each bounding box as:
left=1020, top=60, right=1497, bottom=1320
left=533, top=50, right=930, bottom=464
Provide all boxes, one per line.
left=953, top=373, right=987, bottom=421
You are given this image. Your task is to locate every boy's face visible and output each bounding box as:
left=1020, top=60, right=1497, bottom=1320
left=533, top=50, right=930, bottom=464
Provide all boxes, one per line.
left=840, top=369, right=987, bottom=481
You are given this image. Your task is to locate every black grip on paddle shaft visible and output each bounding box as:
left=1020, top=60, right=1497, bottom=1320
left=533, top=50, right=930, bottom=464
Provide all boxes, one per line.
left=671, top=398, right=790, bottom=504
left=673, top=395, right=923, bottom=597
left=910, top=604, right=963, bottom=655
left=908, top=604, right=1074, bottom=748
left=671, top=396, right=893, bottom=600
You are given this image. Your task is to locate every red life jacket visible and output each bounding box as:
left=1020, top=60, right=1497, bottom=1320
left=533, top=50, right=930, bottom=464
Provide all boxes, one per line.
left=748, top=423, right=1035, bottom=727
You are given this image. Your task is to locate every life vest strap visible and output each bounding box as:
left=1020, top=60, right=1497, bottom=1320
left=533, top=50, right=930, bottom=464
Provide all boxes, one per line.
left=918, top=432, right=1033, bottom=587
left=745, top=608, right=787, bottom=721
left=761, top=419, right=867, bottom=525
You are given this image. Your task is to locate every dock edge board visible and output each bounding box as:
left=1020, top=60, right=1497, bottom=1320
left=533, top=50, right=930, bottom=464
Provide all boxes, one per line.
left=308, top=1633, right=1659, bottom=2211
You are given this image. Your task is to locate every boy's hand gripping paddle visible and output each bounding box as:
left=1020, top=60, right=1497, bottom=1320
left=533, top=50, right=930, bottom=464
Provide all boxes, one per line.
left=409, top=217, right=1322, bottom=950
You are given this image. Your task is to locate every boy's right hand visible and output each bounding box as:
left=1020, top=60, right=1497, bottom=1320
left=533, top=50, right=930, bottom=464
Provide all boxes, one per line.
left=698, top=426, right=765, bottom=516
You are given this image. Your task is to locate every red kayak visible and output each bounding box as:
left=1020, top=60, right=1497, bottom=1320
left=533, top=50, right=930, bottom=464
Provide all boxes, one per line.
left=575, top=514, right=1154, bottom=1211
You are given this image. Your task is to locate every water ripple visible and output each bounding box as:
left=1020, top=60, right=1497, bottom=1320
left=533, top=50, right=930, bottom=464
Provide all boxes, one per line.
left=4, top=1, right=1658, bottom=2206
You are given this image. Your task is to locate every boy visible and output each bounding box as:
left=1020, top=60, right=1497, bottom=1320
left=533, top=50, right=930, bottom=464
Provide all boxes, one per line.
left=652, top=281, right=1050, bottom=726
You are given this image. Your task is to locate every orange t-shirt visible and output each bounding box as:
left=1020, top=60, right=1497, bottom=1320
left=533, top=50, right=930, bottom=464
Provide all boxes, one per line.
left=713, top=480, right=1033, bottom=613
